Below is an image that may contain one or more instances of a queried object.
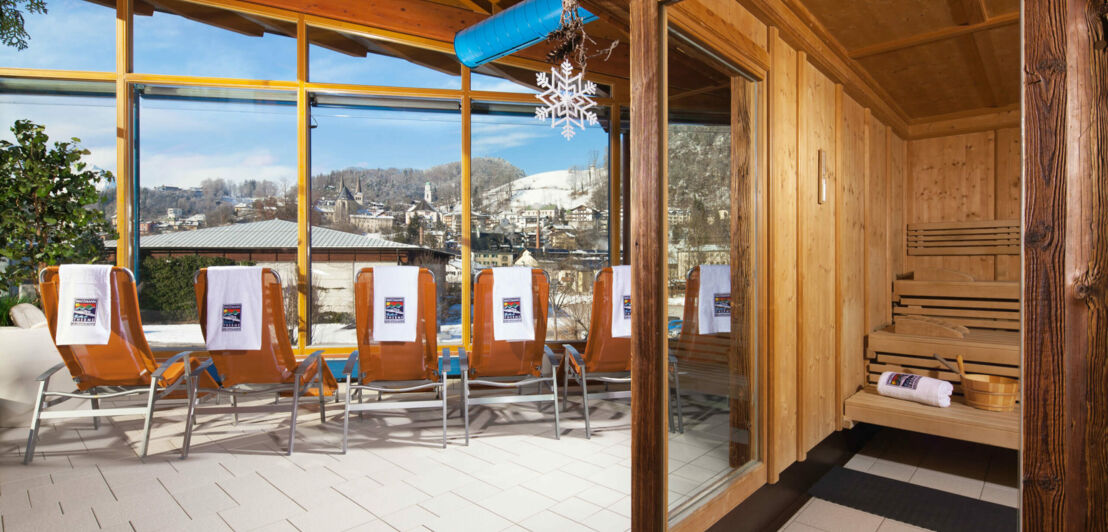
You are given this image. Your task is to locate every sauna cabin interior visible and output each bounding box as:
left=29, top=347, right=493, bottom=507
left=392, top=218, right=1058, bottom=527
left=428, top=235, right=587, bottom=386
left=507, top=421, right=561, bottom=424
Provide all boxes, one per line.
left=5, top=0, right=1105, bottom=529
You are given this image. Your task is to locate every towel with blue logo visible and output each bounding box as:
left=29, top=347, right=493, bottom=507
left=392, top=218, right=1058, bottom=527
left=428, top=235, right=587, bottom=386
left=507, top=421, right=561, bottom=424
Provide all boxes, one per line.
left=371, top=265, right=420, bottom=343
left=56, top=264, right=113, bottom=346
left=204, top=266, right=263, bottom=351
left=491, top=267, right=534, bottom=342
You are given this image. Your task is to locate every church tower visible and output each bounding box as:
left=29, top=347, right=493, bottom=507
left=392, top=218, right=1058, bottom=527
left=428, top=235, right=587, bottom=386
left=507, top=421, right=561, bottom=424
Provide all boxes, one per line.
left=424, top=181, right=433, bottom=204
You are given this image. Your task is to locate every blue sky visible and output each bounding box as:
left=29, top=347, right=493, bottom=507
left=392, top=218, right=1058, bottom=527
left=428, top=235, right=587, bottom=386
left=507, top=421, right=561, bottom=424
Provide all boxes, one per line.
left=0, top=0, right=610, bottom=188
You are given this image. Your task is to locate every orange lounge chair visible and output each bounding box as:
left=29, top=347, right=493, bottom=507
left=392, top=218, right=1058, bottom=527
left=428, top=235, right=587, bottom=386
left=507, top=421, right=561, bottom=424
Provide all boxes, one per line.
left=459, top=268, right=560, bottom=444
left=563, top=267, right=684, bottom=438
left=340, top=267, right=447, bottom=451
left=28, top=266, right=202, bottom=462
left=185, top=267, right=338, bottom=456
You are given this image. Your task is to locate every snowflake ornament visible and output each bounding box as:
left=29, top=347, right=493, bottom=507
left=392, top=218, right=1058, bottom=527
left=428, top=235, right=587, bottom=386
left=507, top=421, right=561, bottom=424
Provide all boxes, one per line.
left=535, top=59, right=599, bottom=140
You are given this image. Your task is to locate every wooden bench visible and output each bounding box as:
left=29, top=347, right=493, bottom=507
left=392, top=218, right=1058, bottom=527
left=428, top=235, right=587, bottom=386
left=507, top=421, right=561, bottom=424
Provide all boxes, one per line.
left=907, top=219, right=1019, bottom=256
left=845, top=268, right=1021, bottom=448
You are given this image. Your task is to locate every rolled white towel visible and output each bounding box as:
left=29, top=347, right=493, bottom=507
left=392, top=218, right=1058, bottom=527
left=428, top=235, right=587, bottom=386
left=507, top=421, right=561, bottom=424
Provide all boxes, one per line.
left=876, top=371, right=953, bottom=408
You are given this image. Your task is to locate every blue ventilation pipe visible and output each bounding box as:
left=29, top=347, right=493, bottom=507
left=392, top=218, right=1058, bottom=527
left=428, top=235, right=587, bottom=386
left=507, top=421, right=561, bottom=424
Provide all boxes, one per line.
left=453, top=0, right=597, bottom=68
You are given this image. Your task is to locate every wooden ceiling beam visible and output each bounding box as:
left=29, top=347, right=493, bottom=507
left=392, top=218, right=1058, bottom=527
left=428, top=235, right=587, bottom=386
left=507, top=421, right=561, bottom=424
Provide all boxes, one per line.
left=848, top=11, right=1018, bottom=59
left=906, top=103, right=1018, bottom=139
left=244, top=0, right=630, bottom=82
left=148, top=0, right=267, bottom=36
left=947, top=0, right=1005, bottom=108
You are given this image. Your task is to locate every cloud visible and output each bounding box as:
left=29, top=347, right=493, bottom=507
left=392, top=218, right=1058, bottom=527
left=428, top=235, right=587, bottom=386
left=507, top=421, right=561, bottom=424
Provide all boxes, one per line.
left=140, top=148, right=295, bottom=189
left=471, top=122, right=549, bottom=153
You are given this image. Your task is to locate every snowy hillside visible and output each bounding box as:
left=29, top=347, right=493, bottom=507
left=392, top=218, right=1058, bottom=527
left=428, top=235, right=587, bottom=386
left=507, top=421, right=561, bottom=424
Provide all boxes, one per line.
left=484, top=169, right=603, bottom=210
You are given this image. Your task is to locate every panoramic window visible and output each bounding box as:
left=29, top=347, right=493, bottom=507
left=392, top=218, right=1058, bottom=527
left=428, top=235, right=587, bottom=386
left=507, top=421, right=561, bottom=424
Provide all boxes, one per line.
left=666, top=31, right=760, bottom=520
left=308, top=27, right=462, bottom=89
left=308, top=95, right=462, bottom=346
left=134, top=6, right=296, bottom=80
left=471, top=70, right=539, bottom=94
left=0, top=0, right=114, bottom=71
left=470, top=101, right=610, bottom=341
left=135, top=86, right=298, bottom=347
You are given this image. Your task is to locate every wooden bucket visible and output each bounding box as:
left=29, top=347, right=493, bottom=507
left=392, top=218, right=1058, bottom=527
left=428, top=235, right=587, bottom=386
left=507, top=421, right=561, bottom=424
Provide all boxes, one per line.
left=961, top=373, right=1019, bottom=412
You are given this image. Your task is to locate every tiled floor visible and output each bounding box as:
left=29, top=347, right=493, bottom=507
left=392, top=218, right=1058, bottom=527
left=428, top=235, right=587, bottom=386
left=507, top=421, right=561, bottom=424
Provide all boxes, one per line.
left=777, top=429, right=1019, bottom=532
left=0, top=385, right=737, bottom=532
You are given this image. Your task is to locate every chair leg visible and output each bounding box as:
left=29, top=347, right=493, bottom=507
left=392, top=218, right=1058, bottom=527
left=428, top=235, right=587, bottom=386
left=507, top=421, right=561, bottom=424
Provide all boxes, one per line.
left=181, top=377, right=199, bottom=459
left=139, top=381, right=158, bottom=458
left=90, top=387, right=100, bottom=430
left=672, top=369, right=685, bottom=434
left=440, top=380, right=448, bottom=449
left=580, top=369, right=592, bottom=439
left=342, top=377, right=352, bottom=454
left=317, top=366, right=326, bottom=424
left=231, top=395, right=239, bottom=425
left=462, top=372, right=470, bottom=446
left=550, top=370, right=560, bottom=440
left=23, top=380, right=48, bottom=465
left=288, top=379, right=301, bottom=455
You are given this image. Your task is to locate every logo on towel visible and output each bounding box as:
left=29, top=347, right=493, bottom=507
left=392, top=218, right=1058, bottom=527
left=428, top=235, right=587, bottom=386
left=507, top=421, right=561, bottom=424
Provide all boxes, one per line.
left=886, top=372, right=921, bottom=390
left=713, top=293, right=731, bottom=317
left=502, top=297, right=522, bottom=323
left=384, top=297, right=405, bottom=323
left=71, top=298, right=98, bottom=325
left=622, top=295, right=632, bottom=319
left=221, top=304, right=242, bottom=331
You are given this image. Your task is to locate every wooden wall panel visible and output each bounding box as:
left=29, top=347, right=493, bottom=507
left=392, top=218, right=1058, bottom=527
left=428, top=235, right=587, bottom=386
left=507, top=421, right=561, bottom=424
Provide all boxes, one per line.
left=797, top=58, right=838, bottom=454
left=888, top=132, right=907, bottom=286
left=836, top=93, right=867, bottom=417
left=865, top=115, right=890, bottom=332
left=993, top=127, right=1020, bottom=281
left=767, top=29, right=798, bottom=479
left=904, top=131, right=997, bottom=279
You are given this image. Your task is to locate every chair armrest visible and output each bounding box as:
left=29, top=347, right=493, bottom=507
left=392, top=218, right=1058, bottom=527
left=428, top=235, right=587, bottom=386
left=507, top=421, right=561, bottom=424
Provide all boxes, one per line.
left=342, top=351, right=359, bottom=379
left=543, top=345, right=561, bottom=366
left=189, top=357, right=215, bottom=377
left=35, top=362, right=67, bottom=382
left=295, top=350, right=324, bottom=376
left=152, top=351, right=190, bottom=379
left=564, top=344, right=584, bottom=365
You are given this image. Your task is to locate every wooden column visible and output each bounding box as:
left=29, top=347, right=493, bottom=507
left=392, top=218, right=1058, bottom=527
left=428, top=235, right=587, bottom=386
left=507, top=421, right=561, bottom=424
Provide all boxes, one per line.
left=729, top=76, right=752, bottom=468
left=296, top=15, right=310, bottom=351
left=114, top=0, right=133, bottom=270
left=1022, top=0, right=1107, bottom=528
left=622, top=129, right=632, bottom=265
left=630, top=0, right=667, bottom=528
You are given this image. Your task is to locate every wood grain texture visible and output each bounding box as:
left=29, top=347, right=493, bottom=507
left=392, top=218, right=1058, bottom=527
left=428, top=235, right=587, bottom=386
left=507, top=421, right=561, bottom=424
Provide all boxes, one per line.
left=993, top=127, right=1021, bottom=280
left=1022, top=0, right=1108, bottom=527
left=888, top=132, right=907, bottom=283
left=905, top=131, right=997, bottom=279
left=729, top=76, right=753, bottom=468
left=797, top=58, right=837, bottom=454
left=865, top=114, right=890, bottom=332
left=629, top=0, right=666, bottom=528
left=767, top=29, right=799, bottom=480
left=837, top=93, right=867, bottom=418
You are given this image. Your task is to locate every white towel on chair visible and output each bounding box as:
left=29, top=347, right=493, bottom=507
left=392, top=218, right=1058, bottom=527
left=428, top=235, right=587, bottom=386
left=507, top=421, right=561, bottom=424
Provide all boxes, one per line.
left=877, top=371, right=953, bottom=408
left=491, top=267, right=534, bottom=342
left=610, top=265, right=632, bottom=338
left=371, top=266, right=419, bottom=343
left=698, top=264, right=731, bottom=335
left=56, top=264, right=113, bottom=345
left=205, top=266, right=263, bottom=351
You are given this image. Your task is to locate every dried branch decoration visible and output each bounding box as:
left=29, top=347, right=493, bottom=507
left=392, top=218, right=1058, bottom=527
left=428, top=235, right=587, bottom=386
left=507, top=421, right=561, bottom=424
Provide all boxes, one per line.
left=544, top=0, right=618, bottom=70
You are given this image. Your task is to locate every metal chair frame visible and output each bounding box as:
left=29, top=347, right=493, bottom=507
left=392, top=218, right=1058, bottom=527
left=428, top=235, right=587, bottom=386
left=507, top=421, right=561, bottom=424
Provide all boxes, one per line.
left=458, top=344, right=561, bottom=445
left=24, top=351, right=194, bottom=464
left=340, top=350, right=448, bottom=452
left=563, top=345, right=685, bottom=438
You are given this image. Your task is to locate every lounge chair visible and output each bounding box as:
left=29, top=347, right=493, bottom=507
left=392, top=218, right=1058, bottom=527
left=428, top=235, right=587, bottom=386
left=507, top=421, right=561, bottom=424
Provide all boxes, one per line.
left=28, top=266, right=201, bottom=462
left=184, top=267, right=337, bottom=457
left=563, top=266, right=685, bottom=438
left=340, top=267, right=448, bottom=451
left=459, top=268, right=560, bottom=444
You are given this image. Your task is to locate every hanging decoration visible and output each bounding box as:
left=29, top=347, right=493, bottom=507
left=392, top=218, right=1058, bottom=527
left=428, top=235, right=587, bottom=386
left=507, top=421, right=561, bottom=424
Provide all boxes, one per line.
left=535, top=0, right=616, bottom=141
left=536, top=59, right=598, bottom=140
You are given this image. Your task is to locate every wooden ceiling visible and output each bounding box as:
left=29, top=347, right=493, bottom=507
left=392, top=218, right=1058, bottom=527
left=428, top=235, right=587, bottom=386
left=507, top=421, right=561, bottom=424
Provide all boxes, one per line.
left=799, top=0, right=1020, bottom=120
